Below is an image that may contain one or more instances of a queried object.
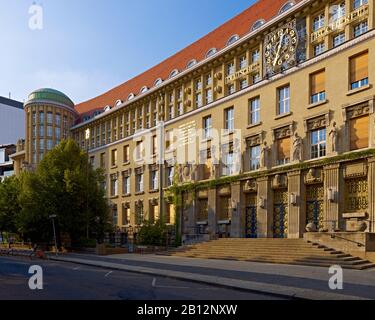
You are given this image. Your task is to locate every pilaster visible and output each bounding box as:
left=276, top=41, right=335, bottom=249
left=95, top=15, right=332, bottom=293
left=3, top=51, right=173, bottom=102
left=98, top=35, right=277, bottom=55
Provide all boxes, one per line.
left=230, top=181, right=242, bottom=238
left=323, top=163, right=342, bottom=231
left=287, top=170, right=305, bottom=238
left=257, top=176, right=272, bottom=238
left=207, top=187, right=217, bottom=237
left=368, top=157, right=375, bottom=232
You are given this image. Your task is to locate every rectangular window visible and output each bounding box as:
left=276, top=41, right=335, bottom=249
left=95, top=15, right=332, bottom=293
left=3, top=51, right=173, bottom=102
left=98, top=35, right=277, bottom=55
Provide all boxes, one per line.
left=249, top=97, right=260, bottom=125
left=333, top=32, right=345, bottom=47
left=55, top=127, right=61, bottom=140
left=110, top=175, right=118, bottom=197
left=205, top=88, right=213, bottom=104
left=205, top=74, right=212, bottom=86
left=151, top=170, right=159, bottom=190
left=223, top=151, right=234, bottom=176
left=353, top=21, right=368, bottom=37
left=227, top=84, right=235, bottom=95
left=277, top=137, right=291, bottom=165
left=310, top=70, right=326, bottom=104
left=168, top=105, right=174, bottom=119
left=250, top=145, right=261, bottom=171
left=47, top=112, right=53, bottom=125
left=278, top=86, right=290, bottom=115
left=112, top=205, right=118, bottom=226
left=167, top=167, right=174, bottom=187
left=39, top=112, right=44, bottom=124
left=314, top=42, right=325, bottom=56
left=310, top=128, right=327, bottom=159
left=39, top=125, right=44, bottom=138
left=122, top=206, right=130, bottom=226
left=227, top=62, right=235, bottom=75
left=32, top=112, right=36, bottom=125
left=195, top=92, right=203, bottom=108
left=353, top=0, right=368, bottom=9
left=122, top=175, right=131, bottom=195
left=252, top=50, right=260, bottom=63
left=252, top=73, right=261, bottom=84
left=350, top=51, right=368, bottom=90
left=177, top=102, right=184, bottom=116
left=47, top=126, right=53, bottom=138
left=224, top=107, right=234, bottom=132
left=55, top=113, right=61, bottom=127
left=313, top=13, right=325, bottom=31
left=203, top=115, right=212, bottom=139
left=111, top=149, right=117, bottom=167
left=195, top=79, right=202, bottom=91
left=331, top=2, right=345, bottom=21
left=136, top=173, right=144, bottom=193
left=152, top=135, right=158, bottom=155
left=47, top=139, right=53, bottom=151
left=123, top=145, right=130, bottom=163
left=350, top=115, right=369, bottom=150
left=239, top=55, right=247, bottom=69
left=239, top=78, right=248, bottom=90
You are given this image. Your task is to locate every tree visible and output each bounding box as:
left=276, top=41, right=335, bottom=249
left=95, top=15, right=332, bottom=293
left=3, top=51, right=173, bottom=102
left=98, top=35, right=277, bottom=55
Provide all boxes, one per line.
left=17, top=139, right=111, bottom=246
left=137, top=221, right=168, bottom=246
left=0, top=176, right=21, bottom=241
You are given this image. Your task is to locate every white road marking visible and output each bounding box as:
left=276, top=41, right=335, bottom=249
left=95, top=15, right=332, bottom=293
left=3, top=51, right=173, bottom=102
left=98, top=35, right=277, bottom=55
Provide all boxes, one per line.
left=73, top=267, right=81, bottom=270
left=151, top=277, right=189, bottom=289
left=104, top=271, right=113, bottom=278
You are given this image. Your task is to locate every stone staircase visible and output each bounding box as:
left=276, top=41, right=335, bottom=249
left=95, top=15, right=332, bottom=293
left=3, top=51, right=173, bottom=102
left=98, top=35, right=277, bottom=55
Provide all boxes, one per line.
left=161, top=238, right=375, bottom=270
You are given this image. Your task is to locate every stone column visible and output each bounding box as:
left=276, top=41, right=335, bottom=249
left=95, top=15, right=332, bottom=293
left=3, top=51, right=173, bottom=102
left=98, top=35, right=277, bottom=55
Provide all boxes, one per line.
left=287, top=170, right=305, bottom=238
left=324, top=164, right=342, bottom=231
left=369, top=98, right=375, bottom=148
left=257, top=176, right=272, bottom=238
left=368, top=157, right=375, bottom=232
left=230, top=181, right=242, bottom=238
left=208, top=187, right=217, bottom=238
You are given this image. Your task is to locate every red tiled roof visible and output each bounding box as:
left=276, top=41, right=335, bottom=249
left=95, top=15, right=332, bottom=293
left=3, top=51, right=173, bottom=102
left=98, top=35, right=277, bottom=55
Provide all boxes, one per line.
left=75, top=0, right=302, bottom=118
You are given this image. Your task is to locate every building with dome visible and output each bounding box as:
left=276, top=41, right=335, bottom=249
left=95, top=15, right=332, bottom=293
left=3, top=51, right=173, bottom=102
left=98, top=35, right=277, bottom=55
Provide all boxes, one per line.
left=15, top=0, right=375, bottom=250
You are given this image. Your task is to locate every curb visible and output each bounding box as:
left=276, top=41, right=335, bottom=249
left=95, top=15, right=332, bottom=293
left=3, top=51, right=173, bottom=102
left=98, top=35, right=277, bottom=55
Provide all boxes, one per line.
left=49, top=256, right=368, bottom=301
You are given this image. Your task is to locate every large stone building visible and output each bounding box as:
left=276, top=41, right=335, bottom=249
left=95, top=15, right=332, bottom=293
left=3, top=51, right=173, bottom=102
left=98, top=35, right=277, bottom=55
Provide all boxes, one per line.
left=0, top=96, right=24, bottom=146
left=19, top=0, right=375, bottom=241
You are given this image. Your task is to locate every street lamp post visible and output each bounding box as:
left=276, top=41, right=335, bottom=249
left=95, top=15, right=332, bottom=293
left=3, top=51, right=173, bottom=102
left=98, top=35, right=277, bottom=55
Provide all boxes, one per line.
left=49, top=214, right=58, bottom=257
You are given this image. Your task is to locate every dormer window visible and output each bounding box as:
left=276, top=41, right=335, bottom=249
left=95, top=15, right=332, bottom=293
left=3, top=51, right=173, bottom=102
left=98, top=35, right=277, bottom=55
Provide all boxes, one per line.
left=93, top=110, right=102, bottom=117
left=104, top=105, right=111, bottom=112
left=83, top=115, right=91, bottom=122
left=115, top=100, right=123, bottom=107
left=140, top=86, right=148, bottom=94
left=206, top=48, right=217, bottom=58
left=251, top=19, right=265, bottom=31
left=227, top=34, right=240, bottom=46
left=169, top=69, right=179, bottom=78
left=279, top=1, right=295, bottom=14
left=154, top=78, right=163, bottom=87
left=127, top=93, right=135, bottom=101
left=187, top=59, right=197, bottom=69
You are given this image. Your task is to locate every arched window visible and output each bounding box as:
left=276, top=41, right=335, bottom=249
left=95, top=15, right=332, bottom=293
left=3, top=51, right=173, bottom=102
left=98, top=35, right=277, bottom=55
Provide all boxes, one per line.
left=169, top=69, right=179, bottom=78
left=227, top=34, right=240, bottom=46
left=251, top=19, right=265, bottom=31
left=206, top=48, right=217, bottom=58
left=279, top=1, right=295, bottom=14
left=127, top=93, right=135, bottom=101
left=154, top=78, right=163, bottom=87
left=187, top=59, right=197, bottom=69
left=140, top=86, right=149, bottom=94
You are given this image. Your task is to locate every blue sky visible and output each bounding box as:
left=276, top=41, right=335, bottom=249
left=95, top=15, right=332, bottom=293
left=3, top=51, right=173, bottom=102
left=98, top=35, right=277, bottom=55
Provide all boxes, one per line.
left=0, top=0, right=257, bottom=104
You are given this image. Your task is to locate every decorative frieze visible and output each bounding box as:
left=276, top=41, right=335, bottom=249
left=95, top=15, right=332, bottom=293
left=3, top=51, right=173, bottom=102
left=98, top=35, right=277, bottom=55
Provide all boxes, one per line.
left=272, top=174, right=288, bottom=190
left=244, top=179, right=257, bottom=193
left=343, top=162, right=368, bottom=179
left=304, top=168, right=324, bottom=185
left=344, top=102, right=371, bottom=121
left=218, top=185, right=231, bottom=196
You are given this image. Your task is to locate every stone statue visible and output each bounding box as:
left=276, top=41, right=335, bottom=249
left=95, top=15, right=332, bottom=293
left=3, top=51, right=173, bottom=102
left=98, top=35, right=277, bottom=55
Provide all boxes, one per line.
left=329, top=121, right=338, bottom=153
left=260, top=141, right=268, bottom=168
left=292, top=133, right=303, bottom=162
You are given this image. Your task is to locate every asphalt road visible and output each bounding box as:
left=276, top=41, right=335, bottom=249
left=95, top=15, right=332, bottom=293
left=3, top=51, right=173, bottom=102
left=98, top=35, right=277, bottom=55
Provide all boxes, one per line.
left=0, top=256, right=284, bottom=300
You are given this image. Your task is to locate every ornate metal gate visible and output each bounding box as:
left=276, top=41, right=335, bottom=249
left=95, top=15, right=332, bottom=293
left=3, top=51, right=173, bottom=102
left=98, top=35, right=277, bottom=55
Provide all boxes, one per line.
left=246, top=206, right=257, bottom=238
left=273, top=190, right=288, bottom=238
left=306, top=184, right=324, bottom=230
left=345, top=177, right=368, bottom=213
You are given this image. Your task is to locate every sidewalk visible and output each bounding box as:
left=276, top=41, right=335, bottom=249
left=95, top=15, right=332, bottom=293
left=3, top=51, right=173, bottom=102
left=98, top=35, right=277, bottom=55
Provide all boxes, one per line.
left=49, top=252, right=375, bottom=300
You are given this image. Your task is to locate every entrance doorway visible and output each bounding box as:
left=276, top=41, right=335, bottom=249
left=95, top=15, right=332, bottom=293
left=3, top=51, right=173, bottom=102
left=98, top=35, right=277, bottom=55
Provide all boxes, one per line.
left=273, top=190, right=288, bottom=238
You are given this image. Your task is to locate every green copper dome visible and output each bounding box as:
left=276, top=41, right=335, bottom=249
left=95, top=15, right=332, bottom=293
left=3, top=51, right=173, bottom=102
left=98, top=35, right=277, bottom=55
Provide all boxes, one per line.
left=25, top=88, right=74, bottom=108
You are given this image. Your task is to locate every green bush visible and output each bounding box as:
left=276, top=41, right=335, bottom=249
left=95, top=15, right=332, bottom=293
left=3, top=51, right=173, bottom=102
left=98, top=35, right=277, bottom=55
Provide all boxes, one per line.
left=137, top=221, right=168, bottom=246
